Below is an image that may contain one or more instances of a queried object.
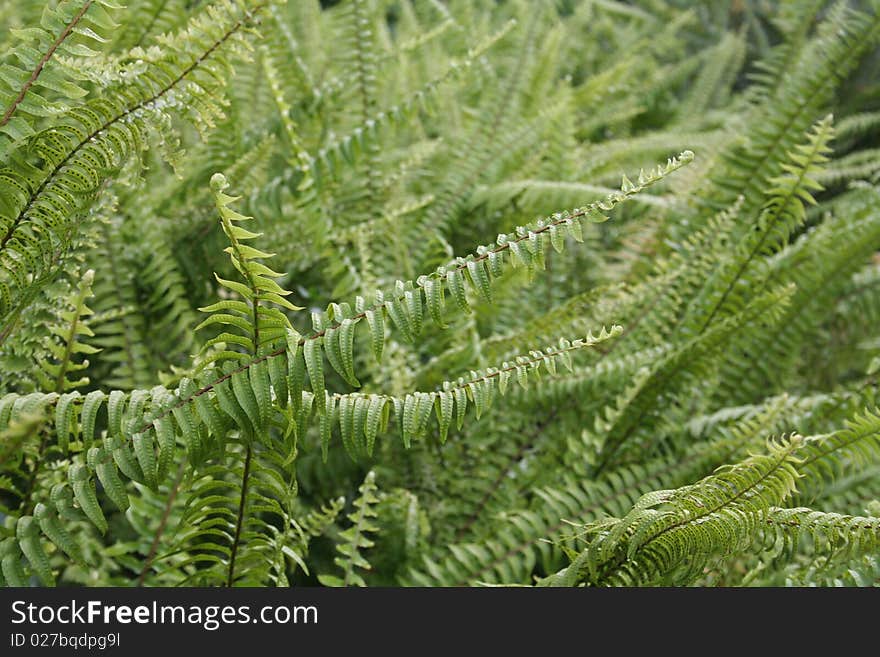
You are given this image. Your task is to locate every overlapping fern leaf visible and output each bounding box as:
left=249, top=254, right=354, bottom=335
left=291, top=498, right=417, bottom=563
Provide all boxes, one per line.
left=1, top=0, right=880, bottom=589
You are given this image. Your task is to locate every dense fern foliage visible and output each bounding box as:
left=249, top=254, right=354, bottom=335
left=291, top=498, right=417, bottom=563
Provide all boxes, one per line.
left=0, top=0, right=879, bottom=588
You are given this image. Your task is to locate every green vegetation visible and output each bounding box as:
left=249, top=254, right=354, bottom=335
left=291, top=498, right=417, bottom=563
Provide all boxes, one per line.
left=1, top=0, right=879, bottom=587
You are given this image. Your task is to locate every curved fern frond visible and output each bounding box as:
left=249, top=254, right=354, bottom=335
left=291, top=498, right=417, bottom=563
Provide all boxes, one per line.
left=0, top=0, right=119, bottom=156
left=406, top=394, right=792, bottom=586
left=542, top=437, right=804, bottom=586
left=318, top=470, right=379, bottom=587
left=34, top=268, right=98, bottom=394
left=196, top=172, right=302, bottom=368
left=0, top=0, right=266, bottom=332
left=763, top=506, right=880, bottom=565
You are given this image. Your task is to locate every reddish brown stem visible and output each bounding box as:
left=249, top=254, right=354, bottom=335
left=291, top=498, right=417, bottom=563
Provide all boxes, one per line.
left=0, top=1, right=94, bottom=129
left=136, top=460, right=187, bottom=586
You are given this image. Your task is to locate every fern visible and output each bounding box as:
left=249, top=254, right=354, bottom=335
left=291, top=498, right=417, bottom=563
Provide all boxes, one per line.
left=318, top=470, right=379, bottom=587
left=544, top=425, right=880, bottom=587
left=1, top=0, right=879, bottom=589
left=0, top=0, right=119, bottom=157
left=0, top=0, right=264, bottom=332
left=34, top=268, right=98, bottom=395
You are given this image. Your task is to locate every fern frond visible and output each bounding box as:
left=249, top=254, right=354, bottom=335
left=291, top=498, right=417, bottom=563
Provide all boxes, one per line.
left=2, top=0, right=878, bottom=590
left=196, top=172, right=302, bottom=367
left=319, top=470, right=380, bottom=587
left=701, top=1, right=880, bottom=219
left=683, top=115, right=834, bottom=336
left=34, top=268, right=98, bottom=394
left=0, top=0, right=119, bottom=157
left=542, top=437, right=804, bottom=586
left=0, top=0, right=265, bottom=333
left=407, top=394, right=791, bottom=586
left=762, top=506, right=880, bottom=569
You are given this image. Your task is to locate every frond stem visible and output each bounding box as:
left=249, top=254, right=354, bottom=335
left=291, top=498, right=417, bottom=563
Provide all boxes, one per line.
left=226, top=445, right=253, bottom=587
left=0, top=1, right=93, bottom=129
